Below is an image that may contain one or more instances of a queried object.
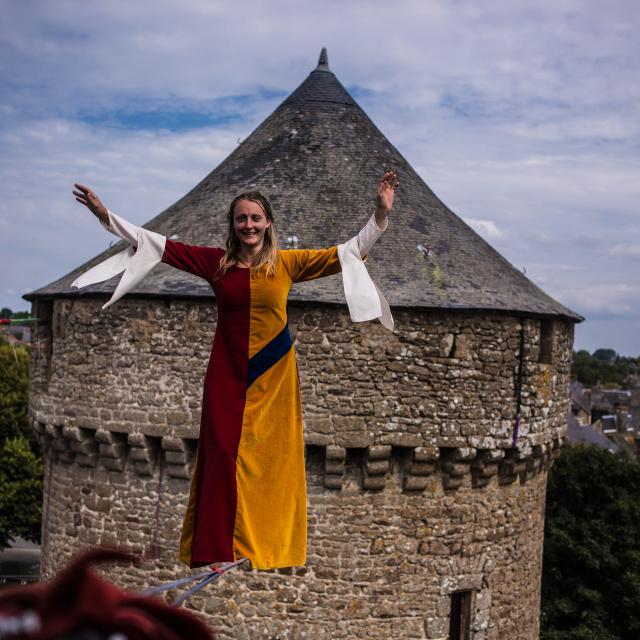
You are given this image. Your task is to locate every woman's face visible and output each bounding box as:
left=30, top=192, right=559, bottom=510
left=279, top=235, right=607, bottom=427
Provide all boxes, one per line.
left=233, top=199, right=271, bottom=252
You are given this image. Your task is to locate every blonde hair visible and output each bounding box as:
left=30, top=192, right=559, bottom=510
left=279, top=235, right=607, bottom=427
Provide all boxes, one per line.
left=216, top=191, right=278, bottom=279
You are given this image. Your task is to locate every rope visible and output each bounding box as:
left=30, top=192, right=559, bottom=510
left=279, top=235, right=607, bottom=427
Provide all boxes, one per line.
left=141, top=559, right=249, bottom=606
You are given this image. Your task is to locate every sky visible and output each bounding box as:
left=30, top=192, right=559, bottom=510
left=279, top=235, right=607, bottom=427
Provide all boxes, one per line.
left=1, top=0, right=639, bottom=355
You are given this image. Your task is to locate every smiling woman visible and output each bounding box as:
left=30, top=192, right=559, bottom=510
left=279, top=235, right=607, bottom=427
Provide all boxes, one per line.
left=70, top=174, right=397, bottom=569
left=217, top=191, right=278, bottom=277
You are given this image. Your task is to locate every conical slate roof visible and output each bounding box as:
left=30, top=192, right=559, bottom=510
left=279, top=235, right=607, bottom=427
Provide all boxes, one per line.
left=26, top=50, right=581, bottom=321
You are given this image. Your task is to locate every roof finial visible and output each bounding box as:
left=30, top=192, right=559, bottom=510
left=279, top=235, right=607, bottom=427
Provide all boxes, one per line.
left=316, top=47, right=330, bottom=71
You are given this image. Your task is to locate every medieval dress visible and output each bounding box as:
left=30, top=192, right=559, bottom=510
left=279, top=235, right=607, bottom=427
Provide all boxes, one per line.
left=72, top=209, right=393, bottom=569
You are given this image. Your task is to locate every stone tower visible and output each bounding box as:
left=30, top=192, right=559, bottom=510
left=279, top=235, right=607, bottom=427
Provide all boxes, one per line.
left=26, top=50, right=580, bottom=639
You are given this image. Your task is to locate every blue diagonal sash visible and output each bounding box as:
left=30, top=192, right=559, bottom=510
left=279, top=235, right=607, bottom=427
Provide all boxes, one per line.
left=246, top=325, right=293, bottom=388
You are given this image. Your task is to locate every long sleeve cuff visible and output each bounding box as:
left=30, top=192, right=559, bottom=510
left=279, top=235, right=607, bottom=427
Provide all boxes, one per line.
left=71, top=211, right=166, bottom=309
left=337, top=214, right=393, bottom=331
left=356, top=212, right=388, bottom=258
left=100, top=209, right=141, bottom=246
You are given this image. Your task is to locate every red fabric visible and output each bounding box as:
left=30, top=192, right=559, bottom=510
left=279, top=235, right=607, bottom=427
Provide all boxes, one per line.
left=0, top=548, right=214, bottom=639
left=191, top=266, right=250, bottom=565
left=162, top=241, right=250, bottom=566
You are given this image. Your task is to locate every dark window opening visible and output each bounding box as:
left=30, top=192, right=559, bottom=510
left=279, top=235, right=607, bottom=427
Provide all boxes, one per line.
left=449, top=590, right=472, bottom=640
left=448, top=333, right=457, bottom=358
left=539, top=319, right=554, bottom=364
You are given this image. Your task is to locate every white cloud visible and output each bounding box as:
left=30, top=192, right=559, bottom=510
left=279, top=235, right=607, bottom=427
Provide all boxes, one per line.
left=554, top=283, right=640, bottom=315
left=610, top=243, right=640, bottom=258
left=462, top=218, right=506, bottom=241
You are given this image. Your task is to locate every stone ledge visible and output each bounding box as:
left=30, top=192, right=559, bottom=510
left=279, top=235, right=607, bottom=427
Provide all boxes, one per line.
left=34, top=421, right=563, bottom=492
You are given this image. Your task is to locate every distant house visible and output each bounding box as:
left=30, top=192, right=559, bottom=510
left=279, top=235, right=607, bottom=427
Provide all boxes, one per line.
left=0, top=320, right=31, bottom=344
left=570, top=380, right=591, bottom=425
left=567, top=414, right=620, bottom=454
left=569, top=381, right=640, bottom=459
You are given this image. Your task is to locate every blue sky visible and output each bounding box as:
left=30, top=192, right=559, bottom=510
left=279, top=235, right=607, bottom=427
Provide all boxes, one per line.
left=1, top=0, right=639, bottom=354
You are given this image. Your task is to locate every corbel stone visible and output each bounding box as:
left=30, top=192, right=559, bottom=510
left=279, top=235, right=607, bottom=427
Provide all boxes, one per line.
left=543, top=437, right=563, bottom=471
left=532, top=443, right=546, bottom=459
left=95, top=429, right=128, bottom=472
left=45, top=423, right=61, bottom=440
left=471, top=449, right=503, bottom=488
left=363, top=445, right=391, bottom=491
left=498, top=449, right=525, bottom=485
left=46, top=424, right=75, bottom=464
left=30, top=419, right=46, bottom=447
left=161, top=436, right=192, bottom=479
left=521, top=444, right=546, bottom=481
left=440, top=447, right=475, bottom=490
left=324, top=446, right=346, bottom=490
left=403, top=446, right=438, bottom=492
left=522, top=457, right=534, bottom=482
left=64, top=426, right=98, bottom=467
left=128, top=433, right=159, bottom=476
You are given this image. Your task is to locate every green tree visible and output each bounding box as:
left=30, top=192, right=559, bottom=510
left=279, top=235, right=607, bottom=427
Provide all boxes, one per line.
left=0, top=336, right=42, bottom=548
left=541, top=446, right=640, bottom=639
left=0, top=436, right=43, bottom=547
left=572, top=349, right=599, bottom=387
left=592, top=348, right=617, bottom=364
left=572, top=349, right=639, bottom=389
left=0, top=339, right=30, bottom=444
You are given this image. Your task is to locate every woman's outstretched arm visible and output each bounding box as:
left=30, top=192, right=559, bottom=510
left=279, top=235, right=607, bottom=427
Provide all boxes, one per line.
left=73, top=183, right=109, bottom=226
left=283, top=171, right=399, bottom=283
left=358, top=171, right=398, bottom=257
left=71, top=183, right=219, bottom=307
left=374, top=171, right=399, bottom=227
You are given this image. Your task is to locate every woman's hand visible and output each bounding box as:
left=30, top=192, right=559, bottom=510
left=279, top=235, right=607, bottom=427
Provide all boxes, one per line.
left=375, top=171, right=399, bottom=225
left=73, top=183, right=109, bottom=226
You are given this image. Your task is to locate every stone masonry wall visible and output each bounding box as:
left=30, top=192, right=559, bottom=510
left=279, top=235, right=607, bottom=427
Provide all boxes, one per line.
left=38, top=443, right=551, bottom=639
left=30, top=296, right=572, bottom=639
left=30, top=297, right=572, bottom=452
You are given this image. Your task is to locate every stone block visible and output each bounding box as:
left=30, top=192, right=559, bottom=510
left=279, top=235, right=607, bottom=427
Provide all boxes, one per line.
left=130, top=447, right=152, bottom=462
left=70, top=440, right=97, bottom=455
left=166, top=464, right=191, bottom=479
left=134, top=461, right=154, bottom=476
left=325, top=445, right=346, bottom=461
left=367, top=445, right=392, bottom=460
left=325, top=460, right=345, bottom=475
left=366, top=459, right=389, bottom=475
left=324, top=445, right=346, bottom=489
left=76, top=453, right=98, bottom=468
left=161, top=436, right=185, bottom=452
left=165, top=450, right=188, bottom=465
left=102, top=457, right=125, bottom=472
left=403, top=475, right=430, bottom=492
left=62, top=426, right=83, bottom=442
left=410, top=461, right=436, bottom=476
left=95, top=429, right=114, bottom=444
left=98, top=442, right=127, bottom=459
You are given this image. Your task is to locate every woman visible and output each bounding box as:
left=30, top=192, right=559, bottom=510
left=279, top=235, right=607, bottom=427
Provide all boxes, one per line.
left=72, top=172, right=398, bottom=569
